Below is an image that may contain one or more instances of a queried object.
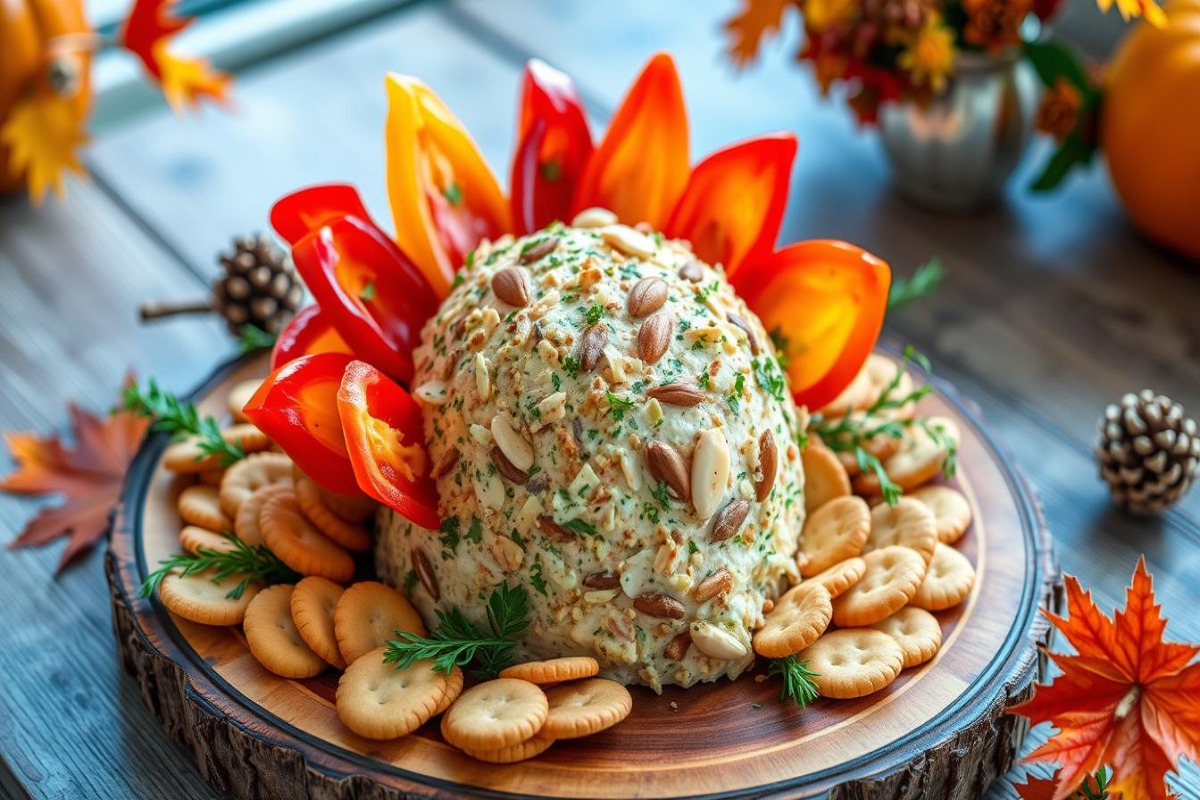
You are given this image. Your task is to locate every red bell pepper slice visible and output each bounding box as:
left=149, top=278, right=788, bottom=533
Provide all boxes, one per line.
left=242, top=352, right=360, bottom=495
left=291, top=216, right=439, bottom=385
left=665, top=133, right=797, bottom=278
left=735, top=240, right=891, bottom=411
left=270, top=304, right=353, bottom=370
left=510, top=59, right=593, bottom=235
left=337, top=360, right=439, bottom=530
left=572, top=52, right=689, bottom=229
left=270, top=184, right=372, bottom=246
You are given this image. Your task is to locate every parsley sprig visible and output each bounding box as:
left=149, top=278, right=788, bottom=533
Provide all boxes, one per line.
left=238, top=323, right=277, bottom=355
left=809, top=346, right=956, bottom=505
left=384, top=583, right=530, bottom=679
left=887, top=259, right=944, bottom=310
left=140, top=534, right=300, bottom=600
left=123, top=379, right=247, bottom=466
left=768, top=655, right=821, bottom=708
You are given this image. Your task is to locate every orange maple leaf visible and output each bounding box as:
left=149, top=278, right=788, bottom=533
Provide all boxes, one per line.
left=1010, top=559, right=1199, bottom=800
left=2, top=389, right=150, bottom=571
left=119, top=0, right=231, bottom=111
left=724, top=0, right=798, bottom=68
left=0, top=94, right=88, bottom=204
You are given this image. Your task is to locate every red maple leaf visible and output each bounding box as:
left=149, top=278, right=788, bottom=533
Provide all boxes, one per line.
left=119, top=0, right=231, bottom=111
left=724, top=0, right=799, bottom=68
left=1010, top=558, right=1199, bottom=800
left=2, top=389, right=150, bottom=571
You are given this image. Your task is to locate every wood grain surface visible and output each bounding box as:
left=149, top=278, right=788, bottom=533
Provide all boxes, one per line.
left=1, top=0, right=1198, bottom=797
left=106, top=352, right=1055, bottom=799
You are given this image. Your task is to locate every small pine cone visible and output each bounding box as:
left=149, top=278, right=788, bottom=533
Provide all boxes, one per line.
left=1094, top=390, right=1199, bottom=515
left=211, top=234, right=304, bottom=336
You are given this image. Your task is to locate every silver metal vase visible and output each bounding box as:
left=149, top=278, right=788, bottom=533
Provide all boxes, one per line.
left=877, top=48, right=1040, bottom=212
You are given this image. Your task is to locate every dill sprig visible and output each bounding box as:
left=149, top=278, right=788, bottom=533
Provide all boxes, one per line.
left=140, top=534, right=300, bottom=599
left=768, top=655, right=821, bottom=708
left=809, top=346, right=955, bottom=505
left=384, top=583, right=530, bottom=679
left=238, top=323, right=277, bottom=355
left=887, top=259, right=944, bottom=310
left=123, top=379, right=246, bottom=466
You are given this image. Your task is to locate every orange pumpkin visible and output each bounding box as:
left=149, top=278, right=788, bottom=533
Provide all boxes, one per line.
left=0, top=0, right=92, bottom=194
left=1102, top=0, right=1200, bottom=260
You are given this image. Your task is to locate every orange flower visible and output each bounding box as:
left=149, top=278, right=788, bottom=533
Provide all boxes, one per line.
left=1096, top=0, right=1167, bottom=26
left=897, top=13, right=956, bottom=94
left=1035, top=77, right=1083, bottom=141
left=962, top=0, right=1032, bottom=52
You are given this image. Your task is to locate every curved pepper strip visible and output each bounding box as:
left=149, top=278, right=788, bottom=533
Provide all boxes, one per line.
left=510, top=59, right=593, bottom=235
left=243, top=352, right=360, bottom=495
left=572, top=52, right=689, bottom=229
left=385, top=73, right=511, bottom=298
left=337, top=360, right=440, bottom=531
left=735, top=240, right=891, bottom=411
left=665, top=133, right=797, bottom=278
left=270, top=304, right=353, bottom=370
left=291, top=216, right=439, bottom=385
left=270, top=184, right=372, bottom=246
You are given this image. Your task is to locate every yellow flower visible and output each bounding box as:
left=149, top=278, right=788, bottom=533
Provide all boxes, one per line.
left=1097, top=0, right=1167, bottom=26
left=897, top=13, right=956, bottom=94
left=804, top=0, right=858, bottom=32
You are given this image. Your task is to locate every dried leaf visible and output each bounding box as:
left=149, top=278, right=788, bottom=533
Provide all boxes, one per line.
left=0, top=94, right=88, bottom=204
left=1009, top=558, right=1199, bottom=800
left=724, top=0, right=796, bottom=67
left=2, top=388, right=150, bottom=571
left=120, top=0, right=231, bottom=111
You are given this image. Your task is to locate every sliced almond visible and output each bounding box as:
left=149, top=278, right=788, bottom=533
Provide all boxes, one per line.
left=572, top=207, right=617, bottom=228
left=578, top=324, right=608, bottom=372
left=628, top=276, right=668, bottom=318
left=520, top=235, right=559, bottom=264
left=638, top=314, right=673, bottom=364
left=491, top=414, right=534, bottom=472
left=727, top=312, right=761, bottom=355
left=756, top=430, right=778, bottom=502
left=710, top=499, right=749, bottom=542
left=491, top=266, right=530, bottom=307
left=664, top=630, right=692, bottom=661
left=414, top=380, right=449, bottom=406
left=634, top=592, right=686, bottom=619
left=412, top=548, right=439, bottom=600
left=691, top=427, right=731, bottom=521
left=431, top=446, right=460, bottom=480
left=583, top=571, right=621, bottom=590
left=490, top=446, right=529, bottom=484
left=492, top=537, right=525, bottom=572
left=690, top=622, right=748, bottom=660
left=602, top=225, right=657, bottom=259
left=646, top=441, right=690, bottom=502
left=693, top=568, right=733, bottom=603
left=647, top=382, right=705, bottom=407
left=474, top=353, right=491, bottom=400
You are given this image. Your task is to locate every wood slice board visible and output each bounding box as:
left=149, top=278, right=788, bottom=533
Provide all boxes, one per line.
left=107, top=349, right=1060, bottom=799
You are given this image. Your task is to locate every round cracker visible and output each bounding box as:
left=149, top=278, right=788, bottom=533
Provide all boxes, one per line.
left=801, top=445, right=851, bottom=515
left=832, top=546, right=927, bottom=627
left=227, top=378, right=263, bottom=424
left=179, top=525, right=237, bottom=556
left=243, top=584, right=327, bottom=678
left=334, top=581, right=426, bottom=666
left=295, top=473, right=372, bottom=552
left=753, top=582, right=834, bottom=658
left=541, top=678, right=632, bottom=739
left=911, top=543, right=976, bottom=611
left=234, top=483, right=291, bottom=547
left=222, top=423, right=271, bottom=454
left=291, top=576, right=348, bottom=670
left=433, top=666, right=465, bottom=716
left=499, top=656, right=599, bottom=685
left=868, top=606, right=943, bottom=669
left=806, top=557, right=866, bottom=599
left=798, top=495, right=870, bottom=577
left=462, top=735, right=555, bottom=764
left=336, top=647, right=448, bottom=740
left=853, top=417, right=960, bottom=495
left=163, top=436, right=222, bottom=474
left=159, top=569, right=259, bottom=626
left=816, top=361, right=874, bottom=417
left=260, top=492, right=355, bottom=583
left=441, top=679, right=548, bottom=751
left=220, top=451, right=293, bottom=518
left=910, top=485, right=972, bottom=544
left=797, top=628, right=904, bottom=699
left=178, top=485, right=232, bottom=532
left=864, top=498, right=938, bottom=566
left=197, top=468, right=225, bottom=486
left=294, top=465, right=377, bottom=524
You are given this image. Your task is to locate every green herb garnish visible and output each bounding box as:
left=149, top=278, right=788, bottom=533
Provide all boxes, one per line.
left=140, top=534, right=299, bottom=600
left=768, top=655, right=821, bottom=708
left=606, top=391, right=635, bottom=421
left=123, top=379, right=246, bottom=466
left=237, top=324, right=277, bottom=355
left=887, top=259, right=944, bottom=310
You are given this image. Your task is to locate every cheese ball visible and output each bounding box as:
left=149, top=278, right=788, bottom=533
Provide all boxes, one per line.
left=376, top=216, right=806, bottom=690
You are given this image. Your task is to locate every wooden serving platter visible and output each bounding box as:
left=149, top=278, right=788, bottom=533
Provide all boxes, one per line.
left=107, top=349, right=1059, bottom=799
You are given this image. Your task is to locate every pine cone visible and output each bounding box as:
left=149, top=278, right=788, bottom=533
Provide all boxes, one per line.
left=212, top=234, right=304, bottom=336
left=1095, top=390, right=1199, bottom=515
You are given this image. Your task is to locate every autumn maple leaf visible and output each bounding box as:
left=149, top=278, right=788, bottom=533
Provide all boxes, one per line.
left=1009, top=559, right=1199, bottom=800
left=0, top=94, right=88, bottom=204
left=724, top=0, right=799, bottom=68
left=2, top=390, right=150, bottom=572
left=119, top=0, right=231, bottom=112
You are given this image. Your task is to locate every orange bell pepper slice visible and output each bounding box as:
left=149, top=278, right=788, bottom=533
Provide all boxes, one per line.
left=572, top=52, right=689, bottom=229
left=735, top=240, right=891, bottom=411
left=270, top=304, right=353, bottom=370
left=385, top=74, right=510, bottom=297
left=665, top=133, right=797, bottom=278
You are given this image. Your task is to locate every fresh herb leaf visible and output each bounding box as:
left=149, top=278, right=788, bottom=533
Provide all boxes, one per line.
left=562, top=518, right=596, bottom=536
left=403, top=569, right=418, bottom=593
left=583, top=302, right=605, bottom=326
left=360, top=281, right=376, bottom=302
left=140, top=534, right=299, bottom=600
left=442, top=182, right=463, bottom=207
left=768, top=327, right=792, bottom=369
left=606, top=391, right=635, bottom=421
left=652, top=481, right=671, bottom=511
left=238, top=324, right=276, bottom=355
left=530, top=555, right=549, bottom=597
left=887, top=259, right=944, bottom=310
left=123, top=379, right=246, bottom=466
left=563, top=356, right=581, bottom=379
left=768, top=655, right=820, bottom=708
left=540, top=160, right=562, bottom=182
